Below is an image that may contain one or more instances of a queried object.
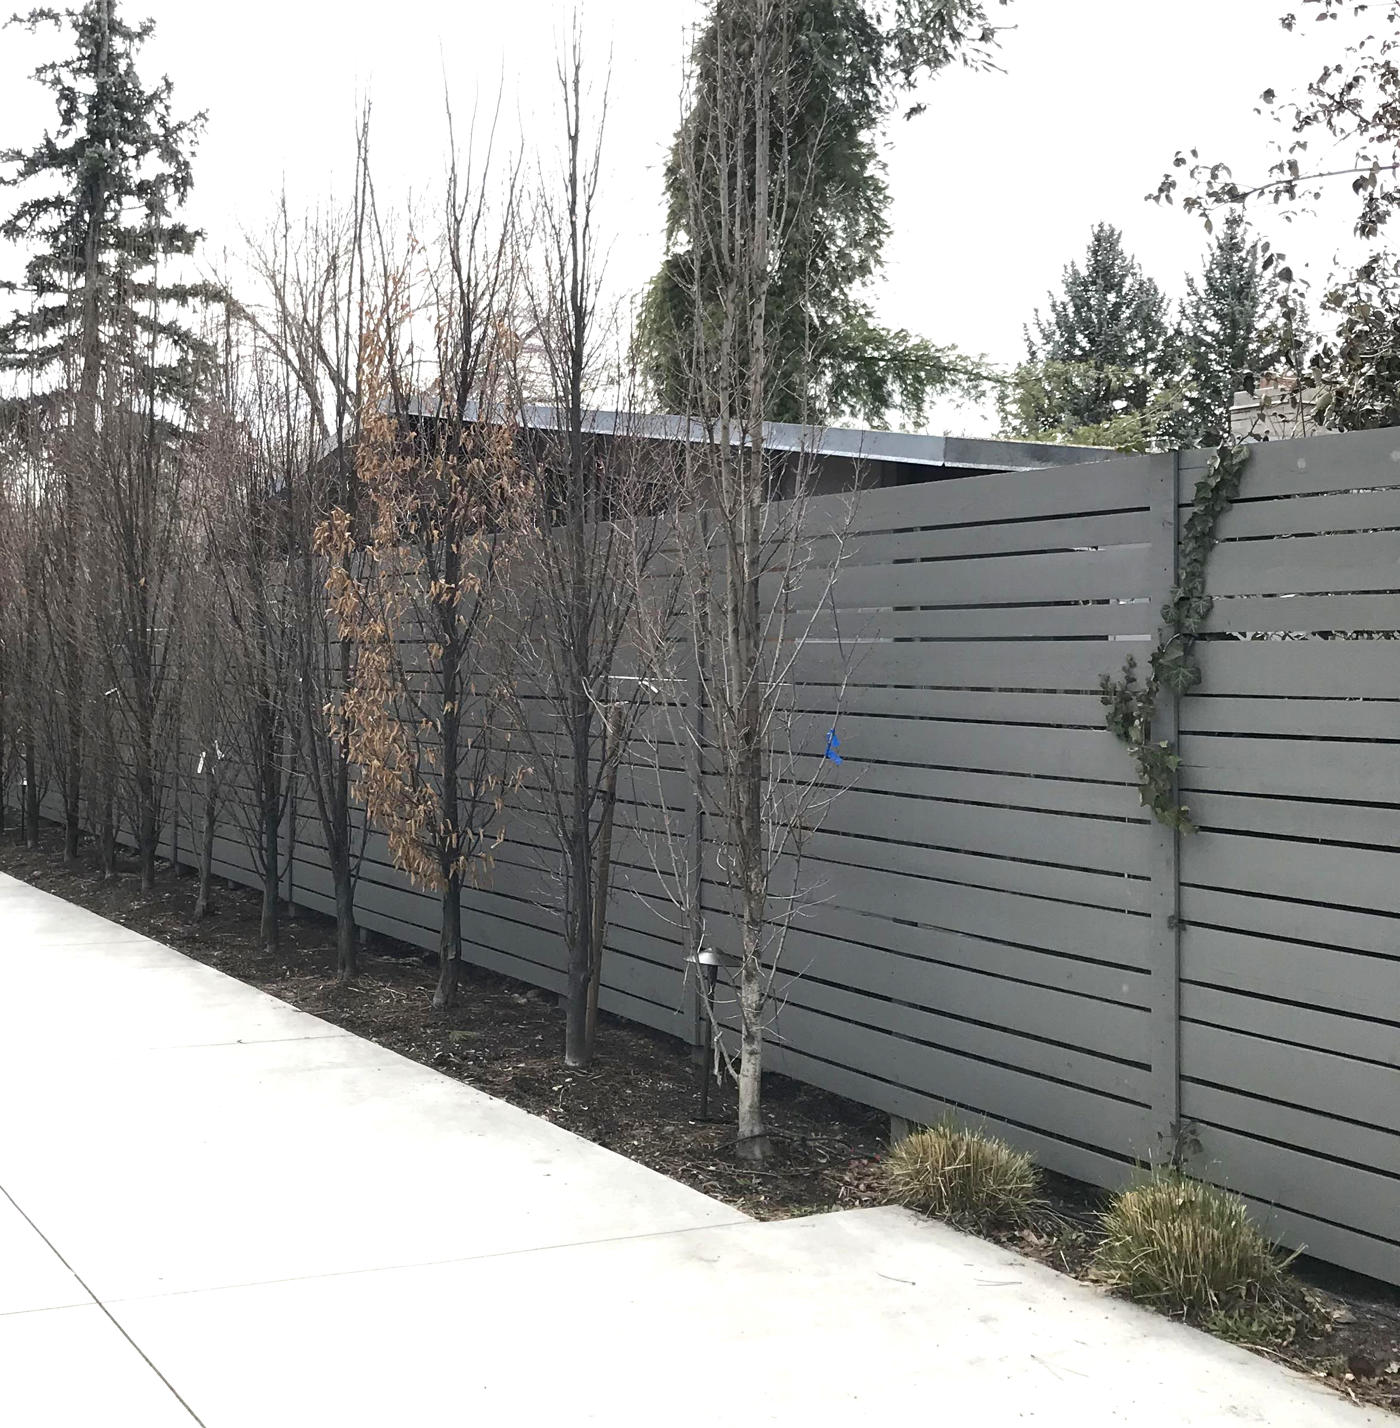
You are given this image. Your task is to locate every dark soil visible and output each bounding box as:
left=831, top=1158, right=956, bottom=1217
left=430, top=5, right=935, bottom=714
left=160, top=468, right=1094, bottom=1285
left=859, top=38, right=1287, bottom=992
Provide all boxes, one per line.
left=2, top=824, right=1396, bottom=1413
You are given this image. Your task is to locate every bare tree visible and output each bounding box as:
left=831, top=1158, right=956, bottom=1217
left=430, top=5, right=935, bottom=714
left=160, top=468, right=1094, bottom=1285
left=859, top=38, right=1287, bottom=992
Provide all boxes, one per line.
left=507, top=40, right=684, bottom=1067
left=245, top=113, right=376, bottom=983
left=633, top=0, right=857, bottom=1162
left=205, top=331, right=303, bottom=954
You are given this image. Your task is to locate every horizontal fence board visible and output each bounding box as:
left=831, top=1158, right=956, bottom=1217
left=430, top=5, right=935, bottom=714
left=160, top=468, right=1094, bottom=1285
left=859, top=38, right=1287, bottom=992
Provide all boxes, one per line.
left=1203, top=592, right=1400, bottom=634
left=779, top=974, right=1149, bottom=1102
left=764, top=903, right=1151, bottom=1006
left=1180, top=1022, right=1400, bottom=1133
left=775, top=930, right=1149, bottom=1056
left=1181, top=736, right=1400, bottom=803
left=1180, top=694, right=1399, bottom=741
left=1180, top=925, right=1399, bottom=1021
left=1190, top=1123, right=1400, bottom=1257
left=1196, top=636, right=1400, bottom=699
left=761, top=1002, right=1151, bottom=1152
left=788, top=542, right=1153, bottom=611
left=1180, top=427, right=1400, bottom=499
left=1180, top=829, right=1400, bottom=914
left=833, top=716, right=1133, bottom=782
left=809, top=454, right=1152, bottom=537
left=762, top=1041, right=1140, bottom=1190
left=1183, top=790, right=1400, bottom=849
left=1205, top=530, right=1400, bottom=597
left=1208, top=486, right=1400, bottom=539
left=818, top=789, right=1151, bottom=877
left=702, top=858, right=1152, bottom=970
left=1181, top=984, right=1397, bottom=1069
left=1181, top=883, right=1400, bottom=960
left=1182, top=1082, right=1400, bottom=1180
left=788, top=828, right=1151, bottom=915
left=839, top=508, right=1153, bottom=565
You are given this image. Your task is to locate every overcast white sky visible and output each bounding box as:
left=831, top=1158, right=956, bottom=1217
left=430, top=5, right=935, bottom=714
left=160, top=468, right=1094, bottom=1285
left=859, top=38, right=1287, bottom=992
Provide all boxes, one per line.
left=0, top=0, right=1366, bottom=434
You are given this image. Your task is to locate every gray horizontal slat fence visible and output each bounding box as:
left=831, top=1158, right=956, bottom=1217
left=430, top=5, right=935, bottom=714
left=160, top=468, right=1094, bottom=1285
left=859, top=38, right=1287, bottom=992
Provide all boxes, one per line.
left=725, top=452, right=1166, bottom=1189
left=1175, top=430, right=1400, bottom=1285
left=15, top=430, right=1400, bottom=1284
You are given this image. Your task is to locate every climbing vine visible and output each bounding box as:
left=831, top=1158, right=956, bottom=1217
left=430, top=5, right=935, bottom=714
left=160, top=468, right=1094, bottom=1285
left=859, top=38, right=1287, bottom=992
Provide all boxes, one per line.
left=1099, top=444, right=1251, bottom=832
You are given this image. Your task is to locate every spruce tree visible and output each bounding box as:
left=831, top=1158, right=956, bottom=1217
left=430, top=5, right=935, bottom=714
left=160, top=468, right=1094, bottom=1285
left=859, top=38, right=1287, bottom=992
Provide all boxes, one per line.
left=638, top=0, right=1003, bottom=428
left=1007, top=223, right=1178, bottom=448
left=1175, top=213, right=1268, bottom=448
left=0, top=0, right=215, bottom=425
left=1021, top=223, right=1176, bottom=435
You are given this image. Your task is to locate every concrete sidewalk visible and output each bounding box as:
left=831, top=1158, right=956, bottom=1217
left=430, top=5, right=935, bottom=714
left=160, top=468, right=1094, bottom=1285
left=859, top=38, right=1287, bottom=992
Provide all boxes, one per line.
left=0, top=872, right=1385, bottom=1426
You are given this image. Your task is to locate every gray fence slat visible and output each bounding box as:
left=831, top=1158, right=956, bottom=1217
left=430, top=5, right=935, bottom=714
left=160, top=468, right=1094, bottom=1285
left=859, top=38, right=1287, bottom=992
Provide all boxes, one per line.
left=783, top=973, right=1150, bottom=1102
left=1181, top=1022, right=1400, bottom=1133
left=1180, top=426, right=1400, bottom=498
left=762, top=1041, right=1140, bottom=1192
left=1205, top=530, right=1400, bottom=596
left=1190, top=1122, right=1400, bottom=1253
left=1181, top=983, right=1397, bottom=1068
left=1183, top=790, right=1400, bottom=850
left=1181, top=883, right=1400, bottom=960
left=1196, top=636, right=1400, bottom=699
left=1182, top=1082, right=1400, bottom=1181
left=838, top=507, right=1153, bottom=565
left=1180, top=695, right=1400, bottom=741
left=1179, top=925, right=1399, bottom=1021
left=1181, top=736, right=1400, bottom=804
left=1209, top=486, right=1400, bottom=539
left=774, top=907, right=1152, bottom=1005
left=763, top=1002, right=1152, bottom=1152
left=1181, top=829, right=1400, bottom=914
left=1203, top=592, right=1400, bottom=633
left=779, top=934, right=1150, bottom=1063
left=809, top=452, right=1152, bottom=537
left=819, top=788, right=1151, bottom=876
left=784, top=541, right=1153, bottom=611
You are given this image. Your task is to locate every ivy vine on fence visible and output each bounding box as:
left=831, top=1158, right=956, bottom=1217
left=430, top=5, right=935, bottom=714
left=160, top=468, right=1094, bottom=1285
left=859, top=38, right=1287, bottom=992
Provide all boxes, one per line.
left=1099, top=444, right=1251, bottom=832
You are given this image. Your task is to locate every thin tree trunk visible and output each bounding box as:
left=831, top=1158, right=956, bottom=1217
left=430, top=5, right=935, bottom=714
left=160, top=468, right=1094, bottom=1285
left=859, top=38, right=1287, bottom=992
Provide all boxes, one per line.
left=260, top=767, right=279, bottom=954
left=137, top=773, right=157, bottom=892
left=583, top=703, right=621, bottom=1056
left=433, top=873, right=462, bottom=1010
left=194, top=774, right=217, bottom=921
left=333, top=860, right=357, bottom=986
left=23, top=739, right=39, bottom=848
left=98, top=781, right=116, bottom=878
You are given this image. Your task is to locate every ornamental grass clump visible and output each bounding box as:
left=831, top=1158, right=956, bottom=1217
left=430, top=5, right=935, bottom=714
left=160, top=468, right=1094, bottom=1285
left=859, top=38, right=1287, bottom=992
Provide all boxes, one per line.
left=885, top=1123, right=1043, bottom=1230
left=1093, top=1175, right=1301, bottom=1332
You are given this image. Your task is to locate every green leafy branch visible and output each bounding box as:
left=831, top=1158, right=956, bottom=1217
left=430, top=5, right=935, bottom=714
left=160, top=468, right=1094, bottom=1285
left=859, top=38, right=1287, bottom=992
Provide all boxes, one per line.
left=1099, top=444, right=1250, bottom=831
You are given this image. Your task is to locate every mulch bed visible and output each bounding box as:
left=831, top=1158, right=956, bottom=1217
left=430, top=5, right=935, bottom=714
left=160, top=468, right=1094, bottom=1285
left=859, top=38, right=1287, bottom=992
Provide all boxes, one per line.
left=2, top=825, right=1396, bottom=1413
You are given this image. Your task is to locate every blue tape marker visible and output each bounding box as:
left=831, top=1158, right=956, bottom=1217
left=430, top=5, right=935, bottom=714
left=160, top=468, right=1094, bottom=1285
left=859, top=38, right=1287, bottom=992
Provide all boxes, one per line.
left=824, top=729, right=843, bottom=764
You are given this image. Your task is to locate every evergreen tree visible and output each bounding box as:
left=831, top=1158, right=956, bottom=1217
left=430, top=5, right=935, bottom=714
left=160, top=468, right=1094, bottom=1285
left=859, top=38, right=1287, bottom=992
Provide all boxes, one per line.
left=638, top=0, right=1003, bottom=427
left=1010, top=223, right=1178, bottom=446
left=1175, top=213, right=1269, bottom=447
left=0, top=0, right=215, bottom=423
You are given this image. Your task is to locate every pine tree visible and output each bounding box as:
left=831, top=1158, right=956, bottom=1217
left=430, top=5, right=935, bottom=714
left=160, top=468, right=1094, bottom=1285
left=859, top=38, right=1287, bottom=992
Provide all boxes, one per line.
left=0, top=0, right=215, bottom=424
left=1011, top=223, right=1178, bottom=445
left=1175, top=213, right=1268, bottom=448
left=638, top=0, right=1003, bottom=427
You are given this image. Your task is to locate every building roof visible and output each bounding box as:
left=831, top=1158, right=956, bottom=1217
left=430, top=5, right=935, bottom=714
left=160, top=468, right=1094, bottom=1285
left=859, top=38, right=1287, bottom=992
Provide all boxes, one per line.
left=323, top=398, right=1113, bottom=478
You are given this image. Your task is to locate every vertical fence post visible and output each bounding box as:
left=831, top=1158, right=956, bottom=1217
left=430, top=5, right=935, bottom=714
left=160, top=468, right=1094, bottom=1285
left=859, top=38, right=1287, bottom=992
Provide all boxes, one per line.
left=1146, top=450, right=1183, bottom=1165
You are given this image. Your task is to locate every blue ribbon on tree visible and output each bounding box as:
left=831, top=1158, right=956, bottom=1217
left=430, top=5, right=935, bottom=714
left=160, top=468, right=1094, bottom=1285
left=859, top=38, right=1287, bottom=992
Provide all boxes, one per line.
left=824, top=728, right=843, bottom=764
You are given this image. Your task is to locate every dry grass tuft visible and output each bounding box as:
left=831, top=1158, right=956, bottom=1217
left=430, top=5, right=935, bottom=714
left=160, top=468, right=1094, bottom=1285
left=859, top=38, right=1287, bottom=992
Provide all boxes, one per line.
left=885, top=1122, right=1043, bottom=1230
left=1093, top=1175, right=1305, bottom=1334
